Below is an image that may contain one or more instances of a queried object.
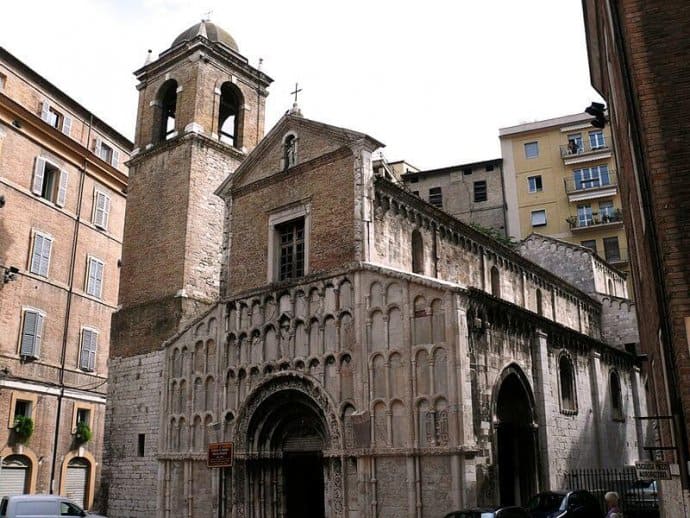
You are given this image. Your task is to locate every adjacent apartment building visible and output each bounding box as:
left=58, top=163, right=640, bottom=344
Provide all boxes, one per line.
left=400, top=159, right=507, bottom=236
left=500, top=114, right=629, bottom=288
left=583, top=1, right=690, bottom=514
left=0, top=48, right=131, bottom=510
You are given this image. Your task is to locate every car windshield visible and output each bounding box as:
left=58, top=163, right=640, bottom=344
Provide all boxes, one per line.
left=527, top=493, right=564, bottom=511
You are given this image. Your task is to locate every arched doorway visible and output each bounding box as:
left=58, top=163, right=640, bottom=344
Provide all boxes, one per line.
left=0, top=455, right=30, bottom=497
left=494, top=366, right=538, bottom=506
left=235, top=375, right=341, bottom=518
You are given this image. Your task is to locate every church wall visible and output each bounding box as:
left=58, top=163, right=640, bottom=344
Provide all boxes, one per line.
left=370, top=193, right=601, bottom=340
left=103, top=350, right=163, bottom=517
left=227, top=148, right=357, bottom=295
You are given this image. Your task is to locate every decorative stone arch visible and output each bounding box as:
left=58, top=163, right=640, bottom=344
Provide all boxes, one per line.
left=233, top=371, right=343, bottom=452
left=59, top=449, right=97, bottom=510
left=281, top=131, right=299, bottom=170
left=0, top=446, right=38, bottom=495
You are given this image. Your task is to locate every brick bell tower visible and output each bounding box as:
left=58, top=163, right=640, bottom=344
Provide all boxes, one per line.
left=112, top=20, right=272, bottom=356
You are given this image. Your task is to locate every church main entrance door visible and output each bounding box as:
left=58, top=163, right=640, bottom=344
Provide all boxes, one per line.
left=236, top=382, right=333, bottom=518
left=495, top=367, right=539, bottom=507
left=284, top=452, right=325, bottom=518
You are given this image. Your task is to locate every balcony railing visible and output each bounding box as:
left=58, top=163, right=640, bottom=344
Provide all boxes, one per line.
left=566, top=209, right=624, bottom=230
left=560, top=140, right=610, bottom=158
left=564, top=170, right=618, bottom=195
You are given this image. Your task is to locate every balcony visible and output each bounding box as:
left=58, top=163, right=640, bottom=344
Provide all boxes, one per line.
left=564, top=170, right=618, bottom=202
left=566, top=209, right=624, bottom=232
left=560, top=140, right=611, bottom=162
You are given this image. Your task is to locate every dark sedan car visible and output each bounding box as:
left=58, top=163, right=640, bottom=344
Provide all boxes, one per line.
left=526, top=489, right=602, bottom=518
left=444, top=506, right=531, bottom=518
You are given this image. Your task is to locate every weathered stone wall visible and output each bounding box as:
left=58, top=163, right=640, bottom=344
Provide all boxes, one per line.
left=598, top=296, right=639, bottom=349
left=103, top=350, right=163, bottom=517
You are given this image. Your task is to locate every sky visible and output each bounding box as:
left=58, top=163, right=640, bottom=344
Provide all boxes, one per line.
left=0, top=0, right=601, bottom=170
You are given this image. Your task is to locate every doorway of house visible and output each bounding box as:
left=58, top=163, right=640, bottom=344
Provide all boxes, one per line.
left=284, top=452, right=325, bottom=518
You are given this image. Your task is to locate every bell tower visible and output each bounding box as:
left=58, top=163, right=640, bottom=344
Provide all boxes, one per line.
left=112, top=21, right=272, bottom=356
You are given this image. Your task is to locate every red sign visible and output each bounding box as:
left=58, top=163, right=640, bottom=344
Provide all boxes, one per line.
left=207, top=442, right=233, bottom=468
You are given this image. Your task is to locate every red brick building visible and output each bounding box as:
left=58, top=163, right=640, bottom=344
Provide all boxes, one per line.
left=583, top=1, right=690, bottom=513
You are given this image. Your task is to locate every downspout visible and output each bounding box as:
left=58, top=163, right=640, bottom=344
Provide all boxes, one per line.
left=609, top=1, right=690, bottom=491
left=49, top=114, right=92, bottom=494
left=432, top=226, right=439, bottom=278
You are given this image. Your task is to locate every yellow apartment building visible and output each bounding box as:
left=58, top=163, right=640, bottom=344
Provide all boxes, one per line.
left=500, top=113, right=629, bottom=284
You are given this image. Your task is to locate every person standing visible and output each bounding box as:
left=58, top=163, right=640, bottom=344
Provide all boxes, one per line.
left=605, top=491, right=623, bottom=518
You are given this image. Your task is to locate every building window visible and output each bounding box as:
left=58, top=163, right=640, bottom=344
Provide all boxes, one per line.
left=603, top=236, right=621, bottom=262
left=29, top=231, right=53, bottom=277
left=490, top=266, right=500, bottom=297
left=85, top=257, right=104, bottom=298
left=610, top=370, right=624, bottom=421
left=76, top=408, right=91, bottom=426
left=32, top=157, right=67, bottom=206
left=428, top=187, right=443, bottom=208
left=559, top=355, right=578, bottom=413
left=40, top=101, right=61, bottom=129
left=218, top=82, right=242, bottom=147
left=473, top=181, right=487, bottom=202
left=92, top=189, right=111, bottom=230
left=608, top=279, right=615, bottom=296
left=531, top=209, right=547, bottom=227
left=80, top=328, right=98, bottom=372
left=577, top=204, right=593, bottom=227
left=485, top=164, right=494, bottom=172
left=154, top=79, right=178, bottom=143
left=0, top=73, right=6, bottom=90
left=411, top=229, right=424, bottom=274
left=589, top=130, right=606, bottom=149
left=94, top=139, right=119, bottom=167
left=19, top=308, right=44, bottom=359
left=462, top=167, right=472, bottom=175
left=581, top=240, right=597, bottom=254
left=573, top=165, right=610, bottom=190
left=567, top=133, right=583, bottom=155
left=524, top=141, right=539, bottom=159
left=536, top=289, right=544, bottom=316
left=14, top=400, right=32, bottom=421
left=283, top=134, right=297, bottom=169
left=138, top=434, right=146, bottom=457
left=527, top=175, right=543, bottom=193
left=277, top=219, right=305, bottom=281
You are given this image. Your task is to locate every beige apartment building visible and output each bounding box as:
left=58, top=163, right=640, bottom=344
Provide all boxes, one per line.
left=0, top=48, right=131, bottom=510
left=500, top=113, right=629, bottom=284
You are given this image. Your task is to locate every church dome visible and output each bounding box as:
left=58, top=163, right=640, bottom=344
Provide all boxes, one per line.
left=171, top=21, right=239, bottom=52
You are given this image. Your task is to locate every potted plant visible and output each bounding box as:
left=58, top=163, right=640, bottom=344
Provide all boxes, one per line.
left=13, top=415, right=34, bottom=444
left=75, top=421, right=93, bottom=444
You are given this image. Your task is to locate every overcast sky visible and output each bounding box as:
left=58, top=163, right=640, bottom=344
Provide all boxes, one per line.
left=0, top=0, right=600, bottom=170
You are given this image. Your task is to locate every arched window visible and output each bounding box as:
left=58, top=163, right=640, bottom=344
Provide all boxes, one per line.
left=610, top=370, right=624, bottom=420
left=536, top=289, right=544, bottom=316
left=283, top=134, right=297, bottom=169
left=154, top=79, right=178, bottom=143
left=218, top=82, right=242, bottom=147
left=608, top=278, right=615, bottom=296
left=411, top=229, right=424, bottom=274
left=559, top=355, right=577, bottom=413
left=490, top=266, right=500, bottom=297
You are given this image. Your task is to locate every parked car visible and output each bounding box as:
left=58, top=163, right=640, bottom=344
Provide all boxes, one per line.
left=0, top=495, right=106, bottom=518
left=526, top=489, right=602, bottom=518
left=624, top=479, right=659, bottom=512
left=444, top=506, right=531, bottom=518
left=525, top=491, right=568, bottom=518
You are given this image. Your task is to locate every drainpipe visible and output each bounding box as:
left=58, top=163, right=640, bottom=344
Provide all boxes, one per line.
left=432, top=226, right=439, bottom=278
left=49, top=114, right=92, bottom=494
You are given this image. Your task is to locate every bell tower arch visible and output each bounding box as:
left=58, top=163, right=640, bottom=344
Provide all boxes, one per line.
left=112, top=21, right=273, bottom=357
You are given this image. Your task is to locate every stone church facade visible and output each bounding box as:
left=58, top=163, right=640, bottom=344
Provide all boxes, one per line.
left=105, top=22, right=646, bottom=518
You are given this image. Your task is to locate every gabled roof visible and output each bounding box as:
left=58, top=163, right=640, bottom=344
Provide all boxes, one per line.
left=215, top=113, right=384, bottom=196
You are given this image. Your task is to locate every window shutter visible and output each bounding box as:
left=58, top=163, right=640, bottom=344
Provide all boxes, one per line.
left=40, top=101, right=50, bottom=122
left=80, top=331, right=90, bottom=369
left=87, top=258, right=97, bottom=295
left=88, top=332, right=97, bottom=371
left=103, top=195, right=111, bottom=229
left=30, top=234, right=44, bottom=274
left=32, top=157, right=46, bottom=195
left=20, top=311, right=42, bottom=358
left=62, top=116, right=73, bottom=137
left=94, top=137, right=102, bottom=157
left=56, top=170, right=68, bottom=207
left=39, top=235, right=52, bottom=277
left=95, top=260, right=104, bottom=298
left=34, top=313, right=43, bottom=358
left=111, top=149, right=119, bottom=168
left=94, top=191, right=106, bottom=228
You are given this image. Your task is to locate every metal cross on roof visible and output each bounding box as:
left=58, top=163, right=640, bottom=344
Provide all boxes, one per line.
left=202, top=10, right=213, bottom=22
left=290, top=83, right=303, bottom=104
